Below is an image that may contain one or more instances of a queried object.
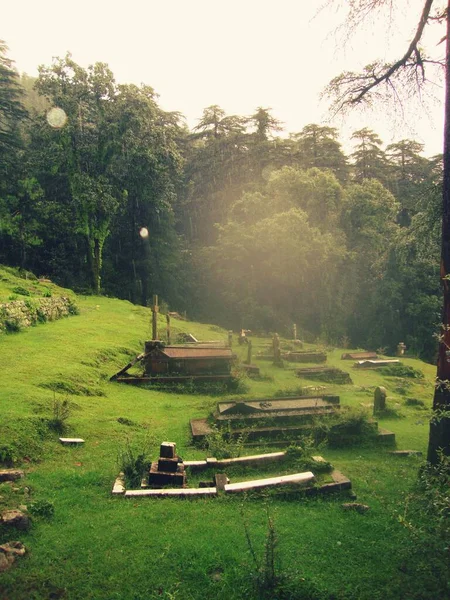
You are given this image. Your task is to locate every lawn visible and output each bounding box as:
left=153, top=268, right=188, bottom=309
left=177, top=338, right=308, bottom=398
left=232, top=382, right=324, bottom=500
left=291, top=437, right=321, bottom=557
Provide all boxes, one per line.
left=0, top=269, right=447, bottom=599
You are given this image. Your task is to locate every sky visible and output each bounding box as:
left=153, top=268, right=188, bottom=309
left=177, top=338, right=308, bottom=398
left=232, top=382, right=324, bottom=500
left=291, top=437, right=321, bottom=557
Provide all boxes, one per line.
left=2, top=0, right=446, bottom=156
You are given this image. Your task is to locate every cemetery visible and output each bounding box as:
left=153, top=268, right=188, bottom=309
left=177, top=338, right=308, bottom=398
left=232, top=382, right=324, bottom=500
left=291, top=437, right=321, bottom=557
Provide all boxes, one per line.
left=0, top=269, right=443, bottom=599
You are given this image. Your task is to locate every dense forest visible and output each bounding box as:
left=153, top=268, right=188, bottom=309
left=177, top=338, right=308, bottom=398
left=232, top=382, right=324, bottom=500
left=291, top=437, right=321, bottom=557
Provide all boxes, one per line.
left=0, top=41, right=443, bottom=360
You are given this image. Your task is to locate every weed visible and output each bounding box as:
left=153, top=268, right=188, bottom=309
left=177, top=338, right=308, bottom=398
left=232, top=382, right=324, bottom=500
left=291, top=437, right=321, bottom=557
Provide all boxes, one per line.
left=405, top=397, right=425, bottom=407
left=117, top=438, right=153, bottom=488
left=39, top=380, right=106, bottom=397
left=204, top=424, right=247, bottom=459
left=29, top=499, right=55, bottom=519
left=47, top=397, right=72, bottom=434
left=117, top=417, right=138, bottom=427
left=11, top=285, right=30, bottom=296
left=312, top=409, right=378, bottom=447
left=379, top=364, right=424, bottom=379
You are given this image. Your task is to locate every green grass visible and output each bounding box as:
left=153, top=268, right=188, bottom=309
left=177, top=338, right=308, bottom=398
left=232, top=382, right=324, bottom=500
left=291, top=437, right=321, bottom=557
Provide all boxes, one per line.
left=0, top=279, right=447, bottom=599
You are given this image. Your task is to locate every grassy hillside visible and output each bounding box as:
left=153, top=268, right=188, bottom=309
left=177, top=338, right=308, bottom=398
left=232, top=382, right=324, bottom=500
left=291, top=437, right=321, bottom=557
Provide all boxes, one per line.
left=0, top=269, right=446, bottom=600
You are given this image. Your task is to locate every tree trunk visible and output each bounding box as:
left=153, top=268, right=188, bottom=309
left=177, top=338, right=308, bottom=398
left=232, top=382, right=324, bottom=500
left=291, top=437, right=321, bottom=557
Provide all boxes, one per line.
left=427, top=1, right=450, bottom=464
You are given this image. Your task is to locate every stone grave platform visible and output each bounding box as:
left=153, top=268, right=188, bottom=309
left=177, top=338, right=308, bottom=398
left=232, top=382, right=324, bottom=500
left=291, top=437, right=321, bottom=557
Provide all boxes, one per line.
left=296, top=366, right=352, bottom=384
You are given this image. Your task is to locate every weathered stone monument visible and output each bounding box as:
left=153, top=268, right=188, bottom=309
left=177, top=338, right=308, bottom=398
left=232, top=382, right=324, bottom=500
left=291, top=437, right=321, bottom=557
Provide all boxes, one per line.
left=373, top=386, right=387, bottom=414
left=273, top=333, right=283, bottom=366
left=148, top=442, right=186, bottom=487
left=151, top=295, right=159, bottom=340
left=228, top=330, right=233, bottom=347
left=397, top=342, right=406, bottom=356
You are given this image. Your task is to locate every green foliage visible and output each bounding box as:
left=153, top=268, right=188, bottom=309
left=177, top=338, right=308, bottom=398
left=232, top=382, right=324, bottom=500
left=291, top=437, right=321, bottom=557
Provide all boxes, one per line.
left=11, top=285, right=30, bottom=296
left=39, top=380, right=105, bottom=397
left=379, top=364, right=424, bottom=379
left=313, top=409, right=378, bottom=448
left=117, top=439, right=152, bottom=489
left=47, top=397, right=72, bottom=434
left=28, top=499, right=55, bottom=519
left=203, top=424, right=247, bottom=459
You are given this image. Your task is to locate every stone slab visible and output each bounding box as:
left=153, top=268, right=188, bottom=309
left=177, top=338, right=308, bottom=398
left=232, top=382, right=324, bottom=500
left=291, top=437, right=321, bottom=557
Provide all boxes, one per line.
left=224, top=471, right=314, bottom=493
left=377, top=428, right=396, bottom=444
left=215, top=452, right=286, bottom=468
left=125, top=487, right=217, bottom=497
left=160, top=442, right=176, bottom=459
left=158, top=457, right=179, bottom=472
left=389, top=450, right=423, bottom=457
left=0, top=470, right=24, bottom=483
left=112, top=473, right=125, bottom=495
left=214, top=473, right=229, bottom=491
left=59, top=438, right=85, bottom=445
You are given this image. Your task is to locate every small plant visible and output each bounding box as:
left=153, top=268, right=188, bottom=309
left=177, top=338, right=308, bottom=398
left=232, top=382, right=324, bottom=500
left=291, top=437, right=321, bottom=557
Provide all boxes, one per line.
left=29, top=499, right=55, bottom=519
left=379, top=364, right=424, bottom=379
left=204, top=423, right=247, bottom=459
left=47, top=397, right=72, bottom=433
left=405, top=397, right=425, bottom=407
left=42, top=288, right=52, bottom=298
left=117, top=438, right=152, bottom=488
left=11, top=285, right=30, bottom=296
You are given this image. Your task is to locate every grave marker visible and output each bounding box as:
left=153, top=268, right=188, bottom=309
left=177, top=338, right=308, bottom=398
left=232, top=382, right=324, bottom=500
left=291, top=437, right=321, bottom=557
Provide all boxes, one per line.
left=373, top=387, right=387, bottom=413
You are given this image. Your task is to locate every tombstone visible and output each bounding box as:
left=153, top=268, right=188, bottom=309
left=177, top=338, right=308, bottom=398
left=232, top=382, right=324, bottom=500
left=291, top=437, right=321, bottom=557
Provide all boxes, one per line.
left=397, top=342, right=406, bottom=357
left=228, top=330, right=233, bottom=347
left=166, top=313, right=171, bottom=344
left=373, top=386, right=387, bottom=413
left=238, top=329, right=248, bottom=345
left=293, top=323, right=297, bottom=341
left=151, top=295, right=159, bottom=340
left=148, top=442, right=186, bottom=487
left=245, top=340, right=253, bottom=365
left=272, top=333, right=283, bottom=366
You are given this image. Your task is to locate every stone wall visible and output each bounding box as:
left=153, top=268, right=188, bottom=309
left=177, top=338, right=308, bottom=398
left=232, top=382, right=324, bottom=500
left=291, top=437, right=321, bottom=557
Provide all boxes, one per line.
left=0, top=297, right=78, bottom=334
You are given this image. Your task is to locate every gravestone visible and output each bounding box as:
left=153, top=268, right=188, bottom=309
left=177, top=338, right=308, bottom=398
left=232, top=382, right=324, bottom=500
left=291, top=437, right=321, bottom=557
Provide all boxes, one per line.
left=148, top=442, right=186, bottom=487
left=228, top=330, right=233, bottom=347
left=373, top=386, right=387, bottom=413
left=397, top=342, right=406, bottom=356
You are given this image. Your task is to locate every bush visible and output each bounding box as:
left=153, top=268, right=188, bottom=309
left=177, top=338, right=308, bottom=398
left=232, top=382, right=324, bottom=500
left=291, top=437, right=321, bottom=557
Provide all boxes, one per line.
left=47, top=397, right=72, bottom=433
left=379, top=364, right=424, bottom=379
left=117, top=439, right=152, bottom=489
left=11, top=286, right=30, bottom=296
left=204, top=424, right=247, bottom=459
left=29, top=499, right=55, bottom=519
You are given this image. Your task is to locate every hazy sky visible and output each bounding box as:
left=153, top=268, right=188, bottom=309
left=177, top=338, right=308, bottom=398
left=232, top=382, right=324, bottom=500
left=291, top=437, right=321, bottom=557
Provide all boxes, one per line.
left=2, top=0, right=446, bottom=155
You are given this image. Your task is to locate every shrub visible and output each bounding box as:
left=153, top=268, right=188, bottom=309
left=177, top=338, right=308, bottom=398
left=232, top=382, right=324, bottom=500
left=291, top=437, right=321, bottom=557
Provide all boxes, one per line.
left=29, top=499, right=55, bottom=519
left=47, top=397, right=72, bottom=434
left=379, top=364, right=424, bottom=379
left=405, top=397, right=425, bottom=407
left=117, top=439, right=152, bottom=489
left=204, top=424, right=247, bottom=459
left=11, top=286, right=30, bottom=296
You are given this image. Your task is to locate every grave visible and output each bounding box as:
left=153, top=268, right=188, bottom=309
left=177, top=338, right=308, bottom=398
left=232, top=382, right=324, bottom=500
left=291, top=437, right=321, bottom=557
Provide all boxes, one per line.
left=341, top=352, right=378, bottom=360
left=283, top=350, right=327, bottom=363
left=110, top=295, right=235, bottom=384
left=190, top=395, right=340, bottom=444
left=113, top=451, right=353, bottom=498
left=147, top=442, right=186, bottom=488
left=296, top=366, right=352, bottom=384
left=373, top=386, right=387, bottom=413
left=354, top=359, right=401, bottom=369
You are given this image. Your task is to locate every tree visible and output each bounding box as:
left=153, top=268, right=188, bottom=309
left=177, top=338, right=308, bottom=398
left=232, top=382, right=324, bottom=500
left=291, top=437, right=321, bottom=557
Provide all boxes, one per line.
left=35, top=54, right=122, bottom=293
left=325, top=0, right=448, bottom=464
left=290, top=124, right=349, bottom=182
left=351, top=127, right=388, bottom=184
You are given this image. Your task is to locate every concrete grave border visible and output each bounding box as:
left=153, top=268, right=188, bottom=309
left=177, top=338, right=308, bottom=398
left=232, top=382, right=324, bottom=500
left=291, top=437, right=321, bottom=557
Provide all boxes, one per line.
left=112, top=452, right=352, bottom=498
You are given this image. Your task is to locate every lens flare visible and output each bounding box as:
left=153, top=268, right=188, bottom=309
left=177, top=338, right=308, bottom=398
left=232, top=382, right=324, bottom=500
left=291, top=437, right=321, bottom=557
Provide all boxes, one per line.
left=139, top=227, right=149, bottom=239
left=46, top=107, right=68, bottom=129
